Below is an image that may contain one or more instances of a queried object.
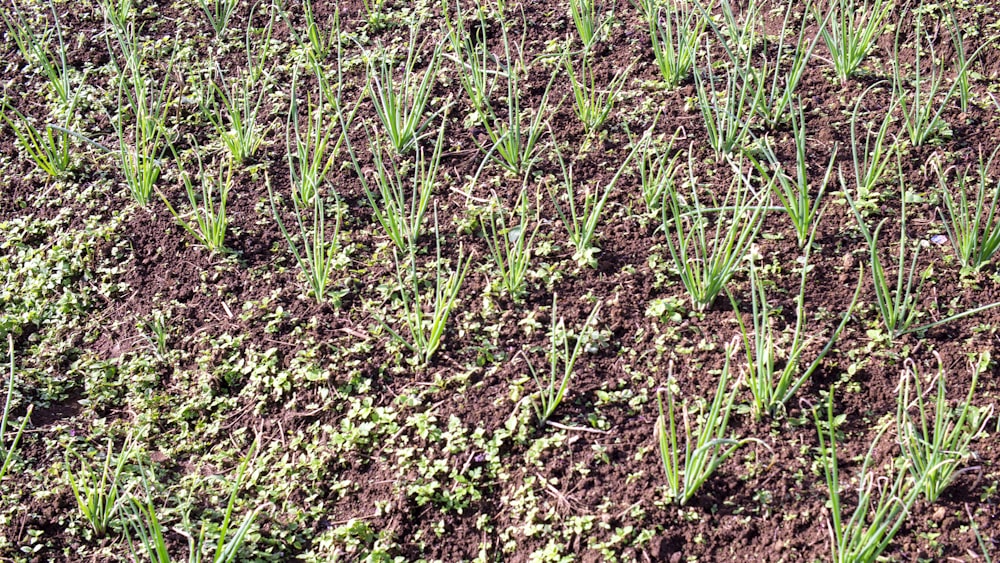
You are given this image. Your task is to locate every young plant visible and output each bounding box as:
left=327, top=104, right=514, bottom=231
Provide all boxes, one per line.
left=564, top=49, right=633, bottom=136
left=367, top=23, right=445, bottom=154
left=105, top=20, right=177, bottom=206
left=891, top=12, right=984, bottom=147
left=0, top=99, right=74, bottom=178
left=300, top=0, right=337, bottom=61
left=813, top=0, right=893, bottom=83
left=527, top=294, right=602, bottom=425
left=200, top=10, right=274, bottom=166
left=202, top=67, right=268, bottom=166
left=631, top=121, right=682, bottom=214
left=844, top=163, right=926, bottom=342
left=376, top=209, right=471, bottom=366
left=267, top=173, right=345, bottom=307
left=705, top=0, right=828, bottom=128
left=549, top=138, right=639, bottom=268
left=815, top=390, right=922, bottom=563
left=195, top=0, right=238, bottom=36
left=693, top=45, right=760, bottom=157
left=569, top=0, right=607, bottom=48
left=897, top=356, right=993, bottom=503
left=711, top=0, right=762, bottom=61
left=662, top=152, right=771, bottom=310
left=98, top=0, right=132, bottom=30
left=450, top=4, right=555, bottom=176
left=482, top=189, right=540, bottom=302
left=124, top=444, right=259, bottom=563
left=286, top=74, right=337, bottom=205
left=749, top=103, right=838, bottom=247
left=442, top=0, right=501, bottom=115
left=730, top=247, right=861, bottom=420
left=346, top=120, right=444, bottom=253
left=1, top=0, right=75, bottom=105
left=844, top=82, right=897, bottom=213
left=66, top=438, right=132, bottom=538
left=159, top=149, right=232, bottom=254
left=656, top=349, right=760, bottom=506
left=648, top=1, right=705, bottom=89
left=360, top=0, right=387, bottom=30
left=946, top=9, right=973, bottom=113
left=933, top=144, right=1000, bottom=271
left=1, top=335, right=31, bottom=485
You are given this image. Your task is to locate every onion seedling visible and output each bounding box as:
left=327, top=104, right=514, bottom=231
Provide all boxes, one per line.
left=527, top=294, right=602, bottom=426
left=662, top=151, right=772, bottom=310
left=66, top=437, right=132, bottom=538
left=648, top=1, right=704, bottom=89
left=376, top=208, right=471, bottom=367
left=933, top=144, right=1000, bottom=272
left=483, top=188, right=540, bottom=302
left=656, top=348, right=761, bottom=506
left=366, top=22, right=445, bottom=154
left=813, top=0, right=893, bottom=83
left=815, top=390, right=922, bottom=563
left=1, top=335, right=31, bottom=485
left=897, top=355, right=993, bottom=503
left=549, top=136, right=640, bottom=268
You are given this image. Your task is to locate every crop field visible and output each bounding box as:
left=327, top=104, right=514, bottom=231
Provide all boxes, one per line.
left=4, top=0, right=1000, bottom=560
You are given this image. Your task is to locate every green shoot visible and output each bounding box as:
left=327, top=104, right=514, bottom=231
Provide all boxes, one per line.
left=202, top=66, right=269, bottom=166
left=159, top=148, right=232, bottom=254
left=813, top=0, right=893, bottom=83
left=933, top=144, right=1000, bottom=272
left=1, top=335, right=31, bottom=485
left=632, top=122, right=682, bottom=214
left=569, top=0, right=607, bottom=48
left=376, top=208, right=471, bottom=366
left=656, top=349, right=761, bottom=506
left=897, top=355, right=992, bottom=503
left=442, top=0, right=501, bottom=116
left=648, top=1, right=705, bottom=89
left=891, top=11, right=987, bottom=147
left=815, top=390, right=922, bottom=563
left=693, top=43, right=760, bottom=157
left=367, top=23, right=445, bottom=154
left=712, top=0, right=762, bottom=61
left=347, top=120, right=445, bottom=253
left=483, top=189, right=540, bottom=302
left=749, top=103, right=837, bottom=247
left=1, top=0, right=75, bottom=106
left=286, top=73, right=337, bottom=205
left=564, top=49, right=633, bottom=136
left=946, top=9, right=973, bottom=113
left=194, top=0, right=238, bottom=36
left=730, top=245, right=862, bottom=420
left=527, top=294, right=602, bottom=426
left=267, top=172, right=345, bottom=307
left=301, top=0, right=336, bottom=61
left=549, top=135, right=640, bottom=268
left=845, top=82, right=897, bottom=213
left=66, top=437, right=132, bottom=538
left=105, top=19, right=177, bottom=206
left=449, top=3, right=555, bottom=176
left=200, top=8, right=274, bottom=165
left=662, top=152, right=771, bottom=310
left=0, top=98, right=74, bottom=178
